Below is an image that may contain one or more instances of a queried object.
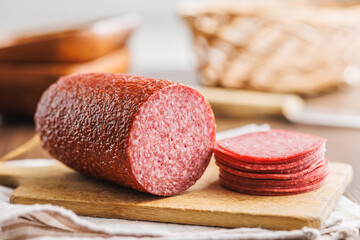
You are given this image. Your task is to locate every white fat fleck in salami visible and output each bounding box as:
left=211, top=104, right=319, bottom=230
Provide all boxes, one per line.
left=129, top=85, right=216, bottom=196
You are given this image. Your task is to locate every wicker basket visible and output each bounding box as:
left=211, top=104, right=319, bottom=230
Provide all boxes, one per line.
left=179, top=0, right=360, bottom=96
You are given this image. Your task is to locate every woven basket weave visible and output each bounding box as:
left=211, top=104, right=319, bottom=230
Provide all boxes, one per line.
left=180, top=0, right=360, bottom=96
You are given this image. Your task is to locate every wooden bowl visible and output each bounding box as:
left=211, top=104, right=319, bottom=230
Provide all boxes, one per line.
left=0, top=14, right=138, bottom=63
left=0, top=48, right=130, bottom=117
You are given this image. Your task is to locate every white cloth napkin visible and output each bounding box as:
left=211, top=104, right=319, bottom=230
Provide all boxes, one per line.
left=0, top=125, right=359, bottom=240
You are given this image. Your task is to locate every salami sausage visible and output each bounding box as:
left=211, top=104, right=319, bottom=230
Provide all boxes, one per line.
left=35, top=73, right=216, bottom=196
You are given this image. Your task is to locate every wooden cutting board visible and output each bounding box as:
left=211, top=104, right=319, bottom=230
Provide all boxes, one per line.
left=0, top=160, right=352, bottom=230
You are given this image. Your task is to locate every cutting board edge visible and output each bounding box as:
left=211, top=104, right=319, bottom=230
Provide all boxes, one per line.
left=10, top=195, right=320, bottom=230
left=318, top=163, right=353, bottom=224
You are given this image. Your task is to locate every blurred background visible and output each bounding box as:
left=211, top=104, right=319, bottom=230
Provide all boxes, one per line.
left=1, top=0, right=360, bottom=120
left=1, top=0, right=360, bottom=119
left=0, top=0, right=196, bottom=120
left=0, top=0, right=194, bottom=75
left=0, top=0, right=360, bottom=201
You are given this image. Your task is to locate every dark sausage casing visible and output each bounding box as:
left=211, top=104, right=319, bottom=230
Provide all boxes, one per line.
left=35, top=73, right=216, bottom=196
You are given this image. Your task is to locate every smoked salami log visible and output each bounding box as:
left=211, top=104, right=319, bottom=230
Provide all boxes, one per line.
left=35, top=73, right=216, bottom=196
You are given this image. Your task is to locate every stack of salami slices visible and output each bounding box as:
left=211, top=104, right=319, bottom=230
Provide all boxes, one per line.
left=214, top=129, right=329, bottom=196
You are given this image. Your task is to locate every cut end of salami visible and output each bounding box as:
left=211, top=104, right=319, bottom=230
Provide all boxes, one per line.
left=35, top=73, right=216, bottom=197
left=214, top=129, right=329, bottom=196
left=129, top=85, right=215, bottom=196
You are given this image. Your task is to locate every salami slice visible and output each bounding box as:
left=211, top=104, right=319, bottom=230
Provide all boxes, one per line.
left=217, top=129, right=326, bottom=163
left=215, top=145, right=325, bottom=173
left=219, top=177, right=326, bottom=196
left=216, top=158, right=327, bottom=180
left=35, top=73, right=216, bottom=196
left=214, top=142, right=325, bottom=165
left=219, top=159, right=329, bottom=188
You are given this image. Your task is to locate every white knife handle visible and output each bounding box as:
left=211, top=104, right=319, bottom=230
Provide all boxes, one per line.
left=196, top=87, right=304, bottom=118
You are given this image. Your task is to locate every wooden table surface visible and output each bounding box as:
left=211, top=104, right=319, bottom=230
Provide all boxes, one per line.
left=0, top=79, right=359, bottom=204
